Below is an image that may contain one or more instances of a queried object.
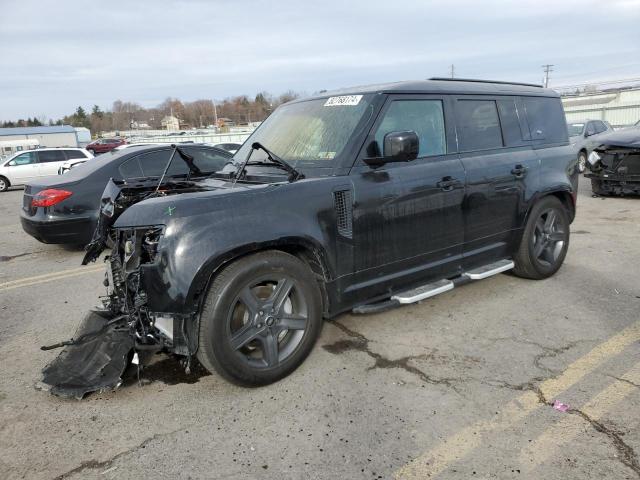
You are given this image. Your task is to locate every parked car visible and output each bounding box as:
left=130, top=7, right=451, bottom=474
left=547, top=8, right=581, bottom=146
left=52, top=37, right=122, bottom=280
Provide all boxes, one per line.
left=0, top=148, right=93, bottom=192
left=86, top=138, right=127, bottom=155
left=567, top=119, right=614, bottom=173
left=585, top=128, right=640, bottom=196
left=208, top=142, right=243, bottom=154
left=41, top=78, right=577, bottom=398
left=21, top=144, right=232, bottom=245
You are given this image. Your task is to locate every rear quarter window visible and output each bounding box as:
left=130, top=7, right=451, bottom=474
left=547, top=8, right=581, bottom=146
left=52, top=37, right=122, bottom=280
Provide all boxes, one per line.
left=523, top=97, right=568, bottom=145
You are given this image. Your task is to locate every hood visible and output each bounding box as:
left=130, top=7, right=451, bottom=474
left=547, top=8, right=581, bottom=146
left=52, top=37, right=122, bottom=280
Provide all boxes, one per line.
left=82, top=176, right=280, bottom=264
left=595, top=128, right=640, bottom=149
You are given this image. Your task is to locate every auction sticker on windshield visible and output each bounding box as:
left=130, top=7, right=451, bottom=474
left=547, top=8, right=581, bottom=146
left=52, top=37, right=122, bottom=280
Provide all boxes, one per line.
left=324, top=95, right=362, bottom=106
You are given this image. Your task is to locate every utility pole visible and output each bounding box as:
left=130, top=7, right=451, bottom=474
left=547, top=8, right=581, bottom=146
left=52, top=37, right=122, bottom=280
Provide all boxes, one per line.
left=450, top=64, right=455, bottom=79
left=542, top=64, right=554, bottom=87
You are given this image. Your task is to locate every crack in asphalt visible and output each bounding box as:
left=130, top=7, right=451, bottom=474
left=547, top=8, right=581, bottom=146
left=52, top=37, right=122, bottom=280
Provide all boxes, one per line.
left=568, top=408, right=640, bottom=478
left=52, top=428, right=184, bottom=479
left=608, top=375, right=640, bottom=390
left=474, top=377, right=640, bottom=477
left=488, top=336, right=595, bottom=376
left=326, top=321, right=461, bottom=393
left=326, top=324, right=639, bottom=475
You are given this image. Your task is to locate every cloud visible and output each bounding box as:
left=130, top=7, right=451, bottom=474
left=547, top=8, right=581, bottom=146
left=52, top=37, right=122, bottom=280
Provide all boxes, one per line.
left=0, top=0, right=639, bottom=120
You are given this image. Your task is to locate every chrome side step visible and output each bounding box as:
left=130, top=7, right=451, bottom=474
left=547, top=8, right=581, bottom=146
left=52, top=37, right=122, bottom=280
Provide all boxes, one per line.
left=391, top=279, right=454, bottom=304
left=464, top=259, right=515, bottom=280
left=352, top=258, right=515, bottom=313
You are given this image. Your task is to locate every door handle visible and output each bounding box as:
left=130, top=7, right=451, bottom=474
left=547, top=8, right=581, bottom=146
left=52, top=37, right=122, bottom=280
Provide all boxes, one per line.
left=436, top=176, right=460, bottom=191
left=511, top=165, right=527, bottom=178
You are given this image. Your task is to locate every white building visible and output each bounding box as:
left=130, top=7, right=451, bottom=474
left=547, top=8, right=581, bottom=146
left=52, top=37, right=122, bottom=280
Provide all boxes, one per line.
left=562, top=87, right=640, bottom=128
left=0, top=125, right=81, bottom=148
left=161, top=116, right=180, bottom=132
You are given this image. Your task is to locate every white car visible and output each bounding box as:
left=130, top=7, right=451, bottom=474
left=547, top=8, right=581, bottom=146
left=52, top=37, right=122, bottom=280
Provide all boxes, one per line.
left=0, top=148, right=93, bottom=191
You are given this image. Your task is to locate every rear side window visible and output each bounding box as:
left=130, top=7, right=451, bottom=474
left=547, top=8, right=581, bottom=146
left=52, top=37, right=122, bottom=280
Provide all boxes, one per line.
left=118, top=157, right=144, bottom=178
left=37, top=150, right=66, bottom=163
left=373, top=100, right=446, bottom=157
left=522, top=97, right=567, bottom=144
left=64, top=150, right=88, bottom=160
left=138, top=150, right=172, bottom=176
left=456, top=100, right=503, bottom=151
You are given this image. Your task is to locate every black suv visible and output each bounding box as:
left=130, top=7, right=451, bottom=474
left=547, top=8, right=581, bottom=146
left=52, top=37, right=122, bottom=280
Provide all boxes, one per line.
left=42, top=79, right=577, bottom=397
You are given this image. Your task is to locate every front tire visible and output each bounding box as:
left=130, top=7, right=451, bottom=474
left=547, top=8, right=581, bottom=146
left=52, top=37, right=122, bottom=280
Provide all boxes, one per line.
left=0, top=176, right=9, bottom=192
left=577, top=152, right=587, bottom=173
left=513, top=196, right=570, bottom=280
left=197, top=251, right=323, bottom=386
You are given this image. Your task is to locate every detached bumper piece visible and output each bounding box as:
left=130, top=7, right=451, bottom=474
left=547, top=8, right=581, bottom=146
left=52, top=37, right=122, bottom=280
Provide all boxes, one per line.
left=39, top=310, right=133, bottom=399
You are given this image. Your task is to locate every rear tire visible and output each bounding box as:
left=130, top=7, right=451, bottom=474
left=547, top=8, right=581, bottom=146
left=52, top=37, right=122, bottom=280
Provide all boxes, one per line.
left=513, top=196, right=570, bottom=280
left=197, top=251, right=323, bottom=386
left=0, top=176, right=9, bottom=192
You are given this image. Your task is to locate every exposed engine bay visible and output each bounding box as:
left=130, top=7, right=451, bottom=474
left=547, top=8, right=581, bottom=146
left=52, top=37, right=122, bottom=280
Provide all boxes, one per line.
left=586, top=136, right=640, bottom=196
left=41, top=175, right=209, bottom=398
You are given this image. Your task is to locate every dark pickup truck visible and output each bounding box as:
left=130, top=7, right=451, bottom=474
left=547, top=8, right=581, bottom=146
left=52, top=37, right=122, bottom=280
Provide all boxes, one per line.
left=41, top=78, right=577, bottom=398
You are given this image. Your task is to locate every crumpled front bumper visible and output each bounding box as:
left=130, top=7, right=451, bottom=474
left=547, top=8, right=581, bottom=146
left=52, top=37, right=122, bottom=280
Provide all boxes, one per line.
left=38, top=310, right=134, bottom=400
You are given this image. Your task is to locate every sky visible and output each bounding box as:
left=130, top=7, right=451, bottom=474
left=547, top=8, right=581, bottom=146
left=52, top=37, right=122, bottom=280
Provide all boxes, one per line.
left=1, top=0, right=639, bottom=121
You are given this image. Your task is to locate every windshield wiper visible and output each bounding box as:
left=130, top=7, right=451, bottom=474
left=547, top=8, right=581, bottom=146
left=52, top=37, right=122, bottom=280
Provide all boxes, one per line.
left=234, top=142, right=304, bottom=184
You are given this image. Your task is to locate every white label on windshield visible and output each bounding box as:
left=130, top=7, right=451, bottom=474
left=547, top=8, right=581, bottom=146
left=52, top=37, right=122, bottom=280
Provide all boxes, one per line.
left=324, top=95, right=362, bottom=107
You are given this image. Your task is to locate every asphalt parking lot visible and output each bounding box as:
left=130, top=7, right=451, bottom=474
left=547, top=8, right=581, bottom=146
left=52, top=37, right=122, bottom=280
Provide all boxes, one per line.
left=1, top=179, right=639, bottom=480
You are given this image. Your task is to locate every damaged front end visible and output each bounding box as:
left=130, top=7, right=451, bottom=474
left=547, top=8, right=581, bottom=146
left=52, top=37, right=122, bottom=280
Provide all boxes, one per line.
left=586, top=133, right=640, bottom=196
left=41, top=178, right=203, bottom=399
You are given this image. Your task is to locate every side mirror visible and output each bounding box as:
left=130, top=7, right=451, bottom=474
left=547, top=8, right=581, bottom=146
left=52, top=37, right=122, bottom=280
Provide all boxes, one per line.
left=364, top=131, right=419, bottom=167
left=384, top=131, right=419, bottom=161
left=8, top=160, right=16, bottom=166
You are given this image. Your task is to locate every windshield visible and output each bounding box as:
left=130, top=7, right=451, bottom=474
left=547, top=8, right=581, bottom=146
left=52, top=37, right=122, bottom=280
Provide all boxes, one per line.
left=567, top=123, right=585, bottom=136
left=234, top=94, right=374, bottom=165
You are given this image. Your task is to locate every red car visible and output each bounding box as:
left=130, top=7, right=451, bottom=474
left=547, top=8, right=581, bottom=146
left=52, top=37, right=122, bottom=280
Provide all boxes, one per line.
left=86, top=138, right=127, bottom=154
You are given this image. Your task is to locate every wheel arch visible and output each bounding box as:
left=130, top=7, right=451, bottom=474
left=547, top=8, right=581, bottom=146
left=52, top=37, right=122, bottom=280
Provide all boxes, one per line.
left=0, top=175, right=10, bottom=188
left=526, top=188, right=576, bottom=225
left=187, top=237, right=333, bottom=317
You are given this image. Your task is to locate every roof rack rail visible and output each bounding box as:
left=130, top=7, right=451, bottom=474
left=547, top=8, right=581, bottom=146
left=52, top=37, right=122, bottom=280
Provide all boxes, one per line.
left=429, top=77, right=543, bottom=88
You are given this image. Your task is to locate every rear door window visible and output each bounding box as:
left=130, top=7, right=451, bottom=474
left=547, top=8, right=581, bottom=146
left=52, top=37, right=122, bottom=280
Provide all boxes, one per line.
left=138, top=150, right=173, bottom=176
left=118, top=157, right=144, bottom=178
left=64, top=150, right=88, bottom=159
left=37, top=150, right=67, bottom=163
left=373, top=99, right=446, bottom=157
left=522, top=97, right=568, bottom=144
left=177, top=147, right=231, bottom=174
left=456, top=100, right=503, bottom=151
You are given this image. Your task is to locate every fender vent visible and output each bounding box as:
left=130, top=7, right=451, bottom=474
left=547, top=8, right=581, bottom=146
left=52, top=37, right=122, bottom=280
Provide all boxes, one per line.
left=333, top=190, right=353, bottom=238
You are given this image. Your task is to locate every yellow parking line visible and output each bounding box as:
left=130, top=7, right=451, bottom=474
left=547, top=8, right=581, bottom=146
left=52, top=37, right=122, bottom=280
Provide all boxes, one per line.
left=520, top=362, right=640, bottom=473
left=0, top=265, right=104, bottom=292
left=395, top=321, right=640, bottom=479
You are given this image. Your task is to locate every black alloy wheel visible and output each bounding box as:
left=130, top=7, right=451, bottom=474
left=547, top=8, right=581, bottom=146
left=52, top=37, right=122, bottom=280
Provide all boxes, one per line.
left=197, top=251, right=323, bottom=386
left=513, top=196, right=570, bottom=279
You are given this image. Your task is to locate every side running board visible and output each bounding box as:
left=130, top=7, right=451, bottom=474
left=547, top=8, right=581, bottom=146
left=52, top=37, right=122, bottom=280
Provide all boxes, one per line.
left=392, top=279, right=453, bottom=304
left=352, top=259, right=515, bottom=314
left=464, top=259, right=514, bottom=280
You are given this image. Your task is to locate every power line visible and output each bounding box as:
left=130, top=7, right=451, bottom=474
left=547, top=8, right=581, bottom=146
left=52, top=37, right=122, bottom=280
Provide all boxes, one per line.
left=542, top=64, right=554, bottom=88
